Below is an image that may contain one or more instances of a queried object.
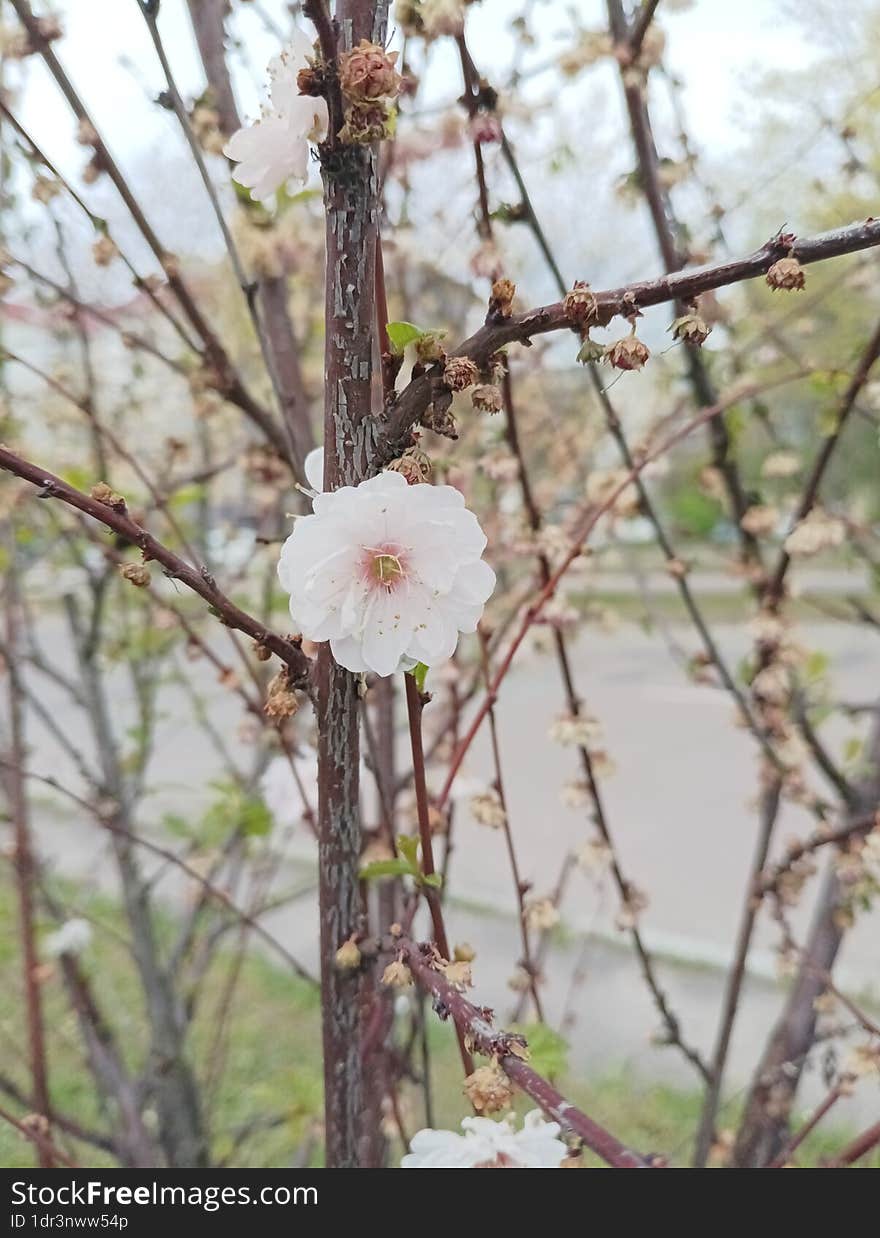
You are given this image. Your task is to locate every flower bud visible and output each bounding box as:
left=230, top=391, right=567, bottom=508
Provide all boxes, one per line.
left=443, top=355, right=479, bottom=391
left=766, top=256, right=805, bottom=291
left=414, top=331, right=447, bottom=363
left=669, top=312, right=710, bottom=346
left=386, top=448, right=432, bottom=484
left=92, top=235, right=119, bottom=267
left=576, top=335, right=604, bottom=365
left=381, top=959, right=413, bottom=988
left=90, top=482, right=126, bottom=510
left=563, top=280, right=598, bottom=326
left=489, top=277, right=516, bottom=319
left=604, top=333, right=650, bottom=371
left=264, top=670, right=299, bottom=720
left=463, top=1063, right=513, bottom=1114
left=335, top=937, right=361, bottom=971
left=339, top=101, right=396, bottom=144
left=120, top=563, right=150, bottom=588
left=471, top=384, right=503, bottom=414
left=339, top=40, right=402, bottom=102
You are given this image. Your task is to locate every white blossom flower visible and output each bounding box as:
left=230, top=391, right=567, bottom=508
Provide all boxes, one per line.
left=548, top=712, right=602, bottom=748
left=278, top=459, right=495, bottom=677
left=469, top=788, right=507, bottom=829
left=420, top=0, right=467, bottom=39
left=401, top=1110, right=568, bottom=1168
left=761, top=450, right=801, bottom=479
left=783, top=508, right=846, bottom=558
left=740, top=504, right=780, bottom=538
left=224, top=30, right=328, bottom=200
left=523, top=897, right=560, bottom=932
left=44, top=918, right=92, bottom=958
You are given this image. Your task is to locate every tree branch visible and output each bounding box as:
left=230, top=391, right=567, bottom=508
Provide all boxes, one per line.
left=379, top=217, right=880, bottom=458
left=0, top=447, right=310, bottom=683
left=397, top=938, right=656, bottom=1169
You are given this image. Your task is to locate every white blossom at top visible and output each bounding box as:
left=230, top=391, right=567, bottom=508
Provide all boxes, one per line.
left=278, top=456, right=495, bottom=677
left=44, top=918, right=92, bottom=958
left=224, top=29, right=328, bottom=200
left=401, top=1111, right=569, bottom=1168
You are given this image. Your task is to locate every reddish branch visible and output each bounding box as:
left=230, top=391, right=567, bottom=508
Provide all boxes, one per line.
left=0, top=1105, right=75, bottom=1169
left=0, top=446, right=310, bottom=682
left=435, top=371, right=805, bottom=809
left=398, top=939, right=655, bottom=1169
left=769, top=1084, right=846, bottom=1168
left=453, top=32, right=735, bottom=1074
left=825, top=1120, right=880, bottom=1168
left=403, top=674, right=475, bottom=1076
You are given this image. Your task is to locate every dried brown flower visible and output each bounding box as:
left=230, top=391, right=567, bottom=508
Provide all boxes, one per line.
left=464, top=1063, right=513, bottom=1114
left=443, top=355, right=479, bottom=391
left=120, top=563, right=150, bottom=588
left=766, top=256, right=805, bottom=291
left=339, top=40, right=402, bottom=103
left=604, top=333, right=650, bottom=371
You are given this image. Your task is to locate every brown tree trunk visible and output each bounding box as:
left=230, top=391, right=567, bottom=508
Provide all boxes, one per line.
left=314, top=0, right=386, bottom=1168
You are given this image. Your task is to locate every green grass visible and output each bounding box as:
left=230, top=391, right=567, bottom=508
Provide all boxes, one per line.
left=0, top=875, right=324, bottom=1169
left=0, top=879, right=871, bottom=1169
left=403, top=1023, right=871, bottom=1167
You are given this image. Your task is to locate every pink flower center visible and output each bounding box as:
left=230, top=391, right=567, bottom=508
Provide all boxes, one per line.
left=474, top=1153, right=518, bottom=1168
left=361, top=543, right=407, bottom=591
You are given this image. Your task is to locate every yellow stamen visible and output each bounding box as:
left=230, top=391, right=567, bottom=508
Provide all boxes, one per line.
left=372, top=552, right=404, bottom=585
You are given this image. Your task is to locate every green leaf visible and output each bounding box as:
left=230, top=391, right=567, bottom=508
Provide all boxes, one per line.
left=411, top=662, right=429, bottom=692
left=818, top=405, right=842, bottom=437
left=168, top=483, right=206, bottom=511
left=359, top=858, right=414, bottom=882
left=239, top=797, right=273, bottom=838
left=509, top=1022, right=569, bottom=1079
left=396, top=834, right=420, bottom=869
left=803, top=650, right=829, bottom=682
left=197, top=781, right=273, bottom=844
left=385, top=321, right=424, bottom=356
left=421, top=872, right=443, bottom=889
left=843, top=736, right=863, bottom=764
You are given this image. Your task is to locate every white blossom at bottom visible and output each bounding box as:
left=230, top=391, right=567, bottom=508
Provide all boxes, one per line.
left=401, top=1110, right=569, bottom=1168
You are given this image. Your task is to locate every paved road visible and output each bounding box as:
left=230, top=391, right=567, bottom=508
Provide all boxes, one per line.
left=19, top=606, right=880, bottom=1126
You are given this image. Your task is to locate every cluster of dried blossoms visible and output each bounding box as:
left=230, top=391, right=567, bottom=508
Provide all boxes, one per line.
left=225, top=24, right=406, bottom=199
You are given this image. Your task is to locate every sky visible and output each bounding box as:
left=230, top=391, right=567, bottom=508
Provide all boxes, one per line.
left=1, top=0, right=830, bottom=311
left=10, top=1, right=817, bottom=158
